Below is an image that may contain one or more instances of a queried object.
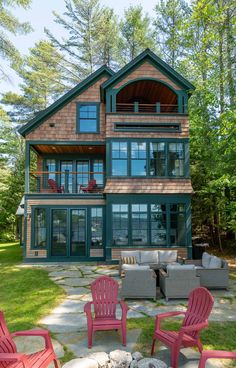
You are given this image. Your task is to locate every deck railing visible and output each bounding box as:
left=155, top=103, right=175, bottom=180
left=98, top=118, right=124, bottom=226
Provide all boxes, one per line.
left=29, top=171, right=105, bottom=194
left=116, top=103, right=180, bottom=113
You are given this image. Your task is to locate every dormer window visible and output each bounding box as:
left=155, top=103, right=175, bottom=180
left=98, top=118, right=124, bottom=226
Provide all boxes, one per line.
left=77, top=102, right=100, bottom=133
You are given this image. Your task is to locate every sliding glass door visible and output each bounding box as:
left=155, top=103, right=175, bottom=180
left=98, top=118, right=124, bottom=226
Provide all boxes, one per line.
left=51, top=209, right=67, bottom=256
left=71, top=209, right=86, bottom=256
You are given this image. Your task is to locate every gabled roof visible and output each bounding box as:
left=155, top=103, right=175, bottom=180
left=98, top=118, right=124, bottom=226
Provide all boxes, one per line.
left=101, top=48, right=195, bottom=99
left=18, top=65, right=114, bottom=137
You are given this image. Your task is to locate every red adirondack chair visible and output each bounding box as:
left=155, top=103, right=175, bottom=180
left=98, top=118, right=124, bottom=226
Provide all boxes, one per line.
left=80, top=179, right=96, bottom=193
left=151, top=287, right=214, bottom=368
left=48, top=179, right=64, bottom=193
left=84, top=276, right=129, bottom=348
left=0, top=311, right=58, bottom=368
left=198, top=350, right=236, bottom=368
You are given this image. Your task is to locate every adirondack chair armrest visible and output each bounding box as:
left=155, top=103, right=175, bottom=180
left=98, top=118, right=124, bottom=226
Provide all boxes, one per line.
left=0, top=353, right=29, bottom=368
left=200, top=350, right=236, bottom=361
left=180, top=321, right=208, bottom=334
left=155, top=311, right=186, bottom=330
left=119, top=300, right=129, bottom=318
left=84, top=302, right=93, bottom=318
left=12, top=330, right=53, bottom=349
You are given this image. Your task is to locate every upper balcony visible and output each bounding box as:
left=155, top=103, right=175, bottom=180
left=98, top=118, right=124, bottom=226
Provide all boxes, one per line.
left=107, top=79, right=188, bottom=115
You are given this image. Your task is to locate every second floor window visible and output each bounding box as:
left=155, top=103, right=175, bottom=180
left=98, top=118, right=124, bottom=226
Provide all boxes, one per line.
left=131, top=142, right=147, bottom=176
left=112, top=142, right=128, bottom=176
left=77, top=103, right=99, bottom=133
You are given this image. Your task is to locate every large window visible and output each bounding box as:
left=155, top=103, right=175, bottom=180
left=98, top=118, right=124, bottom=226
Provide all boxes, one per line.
left=45, top=159, right=56, bottom=180
left=77, top=161, right=89, bottom=192
left=112, top=142, right=128, bottom=176
left=34, top=208, right=47, bottom=248
left=111, top=140, right=187, bottom=178
left=51, top=209, right=67, bottom=256
left=77, top=103, right=99, bottom=133
left=61, top=161, right=73, bottom=193
left=71, top=209, right=86, bottom=256
left=112, top=204, right=128, bottom=245
left=168, top=143, right=184, bottom=177
left=170, top=204, right=185, bottom=246
left=131, top=142, right=146, bottom=176
left=150, top=143, right=166, bottom=176
left=131, top=204, right=148, bottom=245
left=91, top=208, right=103, bottom=248
left=111, top=203, right=186, bottom=247
left=151, top=204, right=167, bottom=245
left=93, top=160, right=104, bottom=185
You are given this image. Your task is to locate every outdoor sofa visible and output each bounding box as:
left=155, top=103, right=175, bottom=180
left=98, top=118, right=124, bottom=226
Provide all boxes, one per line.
left=186, top=252, right=229, bottom=289
left=119, top=249, right=179, bottom=276
left=120, top=268, right=157, bottom=300
left=159, top=264, right=200, bottom=301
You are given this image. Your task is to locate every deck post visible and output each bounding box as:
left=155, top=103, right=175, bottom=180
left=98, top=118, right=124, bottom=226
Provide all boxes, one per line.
left=65, top=170, right=69, bottom=193
left=134, top=101, right=139, bottom=113
left=156, top=102, right=161, bottom=113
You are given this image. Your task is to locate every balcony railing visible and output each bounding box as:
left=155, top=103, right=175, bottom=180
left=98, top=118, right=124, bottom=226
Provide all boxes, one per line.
left=29, top=171, right=105, bottom=194
left=116, top=103, right=179, bottom=114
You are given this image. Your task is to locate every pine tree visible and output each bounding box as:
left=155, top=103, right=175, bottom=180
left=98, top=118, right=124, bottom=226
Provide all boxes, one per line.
left=119, top=5, right=155, bottom=65
left=2, top=40, right=67, bottom=123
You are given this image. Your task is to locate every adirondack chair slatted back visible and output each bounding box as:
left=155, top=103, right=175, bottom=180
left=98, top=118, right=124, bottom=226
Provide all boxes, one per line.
left=91, top=276, right=119, bottom=319
left=48, top=179, right=59, bottom=192
left=88, top=180, right=96, bottom=191
left=182, top=287, right=214, bottom=337
left=0, top=312, right=17, bottom=368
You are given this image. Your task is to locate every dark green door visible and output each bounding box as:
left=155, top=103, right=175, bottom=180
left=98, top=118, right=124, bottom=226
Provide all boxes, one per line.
left=70, top=209, right=87, bottom=257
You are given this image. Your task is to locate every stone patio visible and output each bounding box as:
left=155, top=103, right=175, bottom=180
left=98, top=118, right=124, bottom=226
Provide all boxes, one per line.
left=17, top=263, right=236, bottom=367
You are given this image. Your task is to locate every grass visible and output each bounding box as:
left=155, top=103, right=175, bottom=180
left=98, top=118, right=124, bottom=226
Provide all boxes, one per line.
left=0, top=242, right=65, bottom=332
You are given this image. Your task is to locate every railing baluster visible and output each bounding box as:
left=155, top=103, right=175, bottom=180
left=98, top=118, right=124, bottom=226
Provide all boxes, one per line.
left=65, top=170, right=69, bottom=193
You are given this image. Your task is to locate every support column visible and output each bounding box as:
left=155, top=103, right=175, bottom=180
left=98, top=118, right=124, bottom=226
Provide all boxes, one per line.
left=25, top=141, right=30, bottom=193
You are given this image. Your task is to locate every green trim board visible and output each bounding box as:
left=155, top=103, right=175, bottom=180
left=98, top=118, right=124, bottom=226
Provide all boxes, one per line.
left=101, top=49, right=195, bottom=100
left=76, top=102, right=100, bottom=133
left=18, top=65, right=114, bottom=137
left=113, top=122, right=181, bottom=133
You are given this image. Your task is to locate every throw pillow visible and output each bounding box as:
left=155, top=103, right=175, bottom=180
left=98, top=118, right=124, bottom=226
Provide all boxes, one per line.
left=208, top=255, right=222, bottom=269
left=121, top=256, right=137, bottom=265
left=140, top=250, right=159, bottom=264
left=202, top=252, right=211, bottom=268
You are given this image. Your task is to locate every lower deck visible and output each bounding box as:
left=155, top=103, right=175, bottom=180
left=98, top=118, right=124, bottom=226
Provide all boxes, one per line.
left=22, top=194, right=192, bottom=261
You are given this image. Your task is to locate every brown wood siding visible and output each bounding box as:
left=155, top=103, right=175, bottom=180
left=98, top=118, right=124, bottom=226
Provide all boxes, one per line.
left=90, top=249, right=104, bottom=258
left=104, top=178, right=193, bottom=194
left=111, top=247, right=187, bottom=260
left=114, top=62, right=181, bottom=91
left=26, top=76, right=108, bottom=141
left=106, top=114, right=189, bottom=139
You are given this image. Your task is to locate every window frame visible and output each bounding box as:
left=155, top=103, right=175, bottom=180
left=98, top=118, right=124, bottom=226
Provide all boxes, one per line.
left=32, top=207, right=48, bottom=249
left=76, top=102, right=100, bottom=134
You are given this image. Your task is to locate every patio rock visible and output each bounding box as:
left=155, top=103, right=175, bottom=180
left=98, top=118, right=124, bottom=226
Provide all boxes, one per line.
left=14, top=336, right=64, bottom=358
left=88, top=352, right=109, bottom=368
left=137, top=358, right=167, bottom=368
left=63, top=358, right=98, bottom=368
left=129, top=361, right=138, bottom=368
left=131, top=352, right=143, bottom=362
left=109, top=350, right=132, bottom=368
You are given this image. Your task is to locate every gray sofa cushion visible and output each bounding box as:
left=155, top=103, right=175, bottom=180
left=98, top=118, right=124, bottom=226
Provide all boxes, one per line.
left=202, top=252, right=211, bottom=268
left=120, top=250, right=140, bottom=263
left=167, top=264, right=195, bottom=271
left=208, top=255, right=222, bottom=269
left=123, top=264, right=150, bottom=271
left=140, top=250, right=159, bottom=264
left=159, top=250, right=177, bottom=263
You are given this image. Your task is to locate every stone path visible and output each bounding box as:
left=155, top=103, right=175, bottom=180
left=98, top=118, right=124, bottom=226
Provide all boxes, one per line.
left=17, top=263, right=236, bottom=367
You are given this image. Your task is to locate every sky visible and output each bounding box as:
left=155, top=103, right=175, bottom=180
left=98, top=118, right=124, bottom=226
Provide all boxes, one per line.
left=2, top=0, right=158, bottom=94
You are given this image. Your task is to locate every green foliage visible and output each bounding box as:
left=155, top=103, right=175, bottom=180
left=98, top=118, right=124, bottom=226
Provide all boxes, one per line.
left=0, top=242, right=65, bottom=331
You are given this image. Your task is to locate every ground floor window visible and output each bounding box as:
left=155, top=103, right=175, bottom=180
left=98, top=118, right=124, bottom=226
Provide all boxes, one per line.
left=112, top=203, right=186, bottom=246
left=34, top=208, right=47, bottom=248
left=91, top=208, right=103, bottom=248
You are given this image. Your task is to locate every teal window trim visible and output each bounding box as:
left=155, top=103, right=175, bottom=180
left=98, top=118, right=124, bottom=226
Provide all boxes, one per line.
left=76, top=102, right=100, bottom=134
left=109, top=139, right=189, bottom=179
left=110, top=201, right=188, bottom=248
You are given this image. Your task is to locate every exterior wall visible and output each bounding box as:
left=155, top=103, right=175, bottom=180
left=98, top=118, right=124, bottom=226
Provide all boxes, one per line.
left=26, top=76, right=108, bottom=142
left=106, top=114, right=189, bottom=139
left=113, top=61, right=181, bottom=90
left=25, top=197, right=106, bottom=260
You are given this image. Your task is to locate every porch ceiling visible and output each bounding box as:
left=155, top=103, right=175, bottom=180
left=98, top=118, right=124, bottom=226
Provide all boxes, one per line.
left=33, top=144, right=106, bottom=155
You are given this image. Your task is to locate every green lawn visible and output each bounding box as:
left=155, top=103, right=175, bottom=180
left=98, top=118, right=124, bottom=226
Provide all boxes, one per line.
left=0, top=242, right=65, bottom=331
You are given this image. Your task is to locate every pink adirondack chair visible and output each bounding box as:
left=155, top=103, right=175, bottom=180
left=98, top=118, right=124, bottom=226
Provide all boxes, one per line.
left=84, top=276, right=129, bottom=348
left=151, top=287, right=214, bottom=368
left=198, top=350, right=236, bottom=368
left=48, top=179, right=64, bottom=193
left=80, top=179, right=96, bottom=193
left=0, top=311, right=58, bottom=368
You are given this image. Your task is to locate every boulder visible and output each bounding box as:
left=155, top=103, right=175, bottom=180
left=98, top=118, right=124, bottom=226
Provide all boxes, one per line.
left=88, top=352, right=109, bottom=368
left=131, top=352, right=143, bottom=362
left=109, top=350, right=132, bottom=368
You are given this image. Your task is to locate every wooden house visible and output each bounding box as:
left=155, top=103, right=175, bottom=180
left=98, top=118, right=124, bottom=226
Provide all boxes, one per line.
left=18, top=49, right=194, bottom=262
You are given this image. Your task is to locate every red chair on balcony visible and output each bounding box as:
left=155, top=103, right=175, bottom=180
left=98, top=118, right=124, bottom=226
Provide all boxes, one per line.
left=48, top=179, right=64, bottom=193
left=84, top=276, right=129, bottom=348
left=198, top=350, right=236, bottom=368
left=151, top=287, right=214, bottom=368
left=80, top=179, right=96, bottom=193
left=0, top=311, right=58, bottom=368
